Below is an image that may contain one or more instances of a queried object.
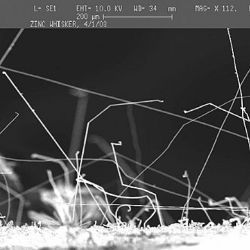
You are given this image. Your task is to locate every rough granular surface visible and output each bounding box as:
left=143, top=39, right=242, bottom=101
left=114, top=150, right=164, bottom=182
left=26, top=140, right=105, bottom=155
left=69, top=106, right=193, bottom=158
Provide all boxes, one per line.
left=0, top=221, right=250, bottom=249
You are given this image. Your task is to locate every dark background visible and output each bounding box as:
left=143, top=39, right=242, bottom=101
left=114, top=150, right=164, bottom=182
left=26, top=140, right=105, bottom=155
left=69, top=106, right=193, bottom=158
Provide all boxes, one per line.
left=0, top=29, right=250, bottom=224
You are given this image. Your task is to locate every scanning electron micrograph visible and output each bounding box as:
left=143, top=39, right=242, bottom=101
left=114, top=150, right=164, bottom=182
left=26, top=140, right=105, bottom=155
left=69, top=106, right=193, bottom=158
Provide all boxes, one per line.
left=0, top=29, right=250, bottom=249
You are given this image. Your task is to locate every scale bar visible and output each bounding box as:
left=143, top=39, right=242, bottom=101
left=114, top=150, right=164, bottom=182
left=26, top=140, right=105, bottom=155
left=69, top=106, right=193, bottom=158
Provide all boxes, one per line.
left=104, top=15, right=173, bottom=20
